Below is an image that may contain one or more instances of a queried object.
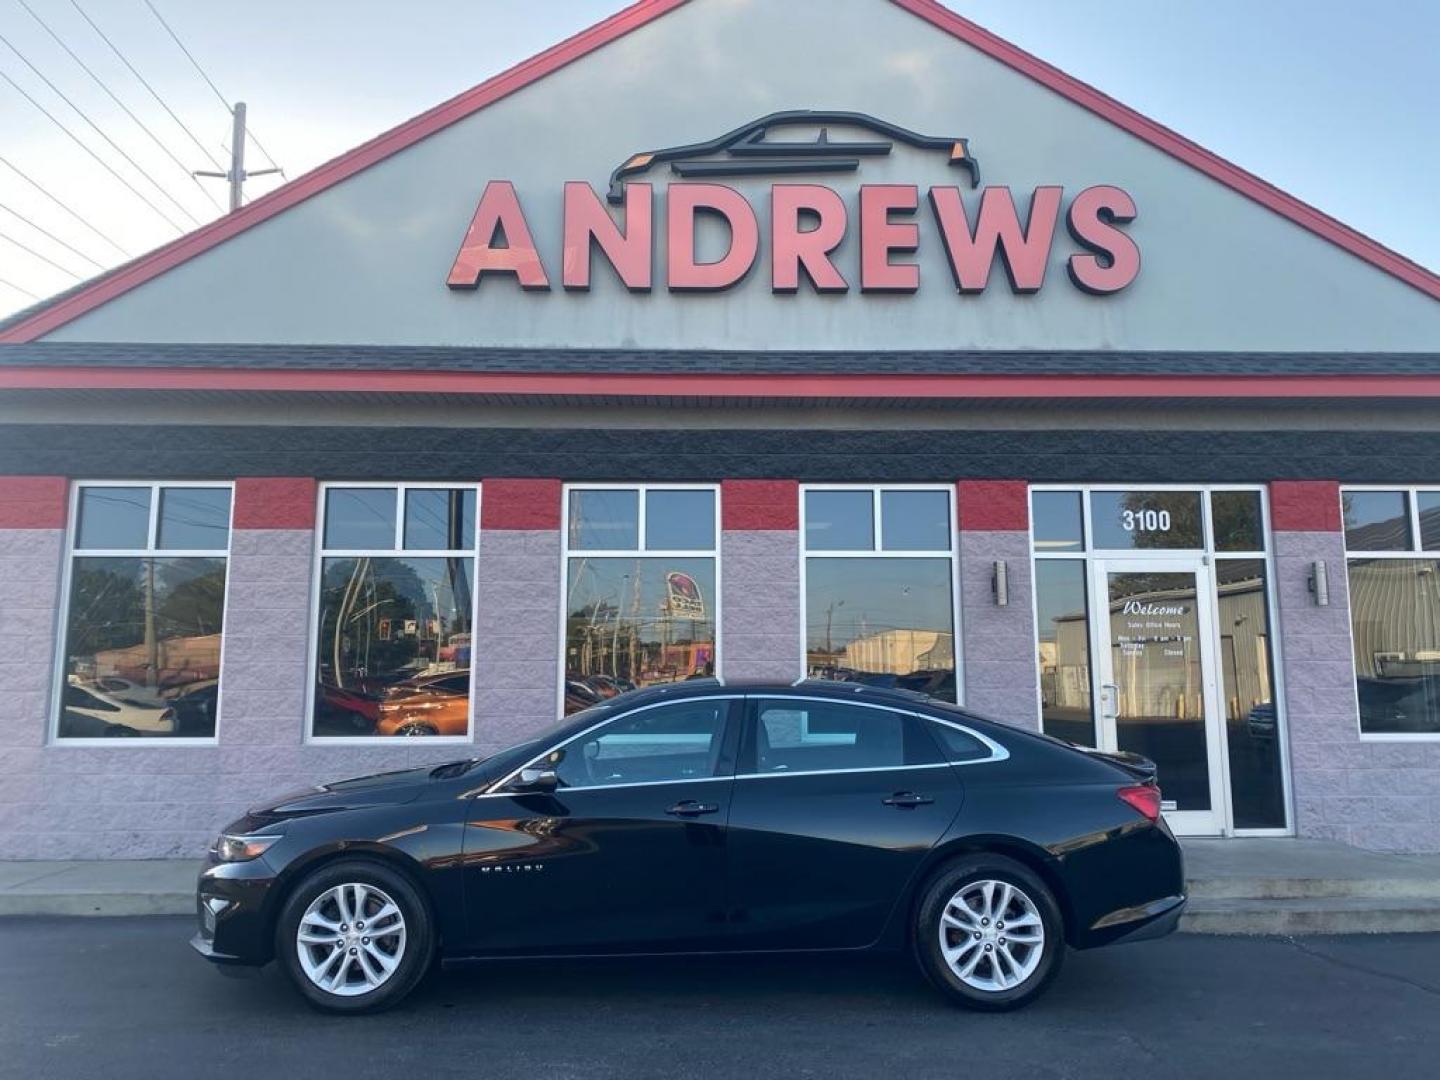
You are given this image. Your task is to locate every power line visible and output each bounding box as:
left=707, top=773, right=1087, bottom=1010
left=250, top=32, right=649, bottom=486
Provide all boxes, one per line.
left=0, top=152, right=129, bottom=256
left=67, top=0, right=225, bottom=174
left=0, top=274, right=40, bottom=300
left=0, top=227, right=83, bottom=279
left=0, top=35, right=194, bottom=229
left=139, top=0, right=280, bottom=172
left=0, top=199, right=106, bottom=271
left=16, top=0, right=224, bottom=215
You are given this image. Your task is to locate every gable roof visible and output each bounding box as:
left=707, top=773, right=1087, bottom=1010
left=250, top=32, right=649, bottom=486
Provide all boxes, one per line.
left=0, top=0, right=1434, bottom=346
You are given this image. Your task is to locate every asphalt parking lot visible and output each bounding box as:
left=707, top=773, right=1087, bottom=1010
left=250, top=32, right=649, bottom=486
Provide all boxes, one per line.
left=2, top=917, right=1437, bottom=1080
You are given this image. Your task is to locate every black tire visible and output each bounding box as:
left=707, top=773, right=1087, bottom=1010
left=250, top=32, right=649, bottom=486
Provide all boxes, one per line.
left=274, top=858, right=434, bottom=1014
left=913, top=853, right=1065, bottom=1012
left=397, top=723, right=438, bottom=737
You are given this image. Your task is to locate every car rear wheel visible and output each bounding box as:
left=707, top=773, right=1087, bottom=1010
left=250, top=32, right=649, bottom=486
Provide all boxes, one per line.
left=914, top=854, right=1064, bottom=1011
left=397, top=723, right=438, bottom=737
left=275, top=859, right=433, bottom=1014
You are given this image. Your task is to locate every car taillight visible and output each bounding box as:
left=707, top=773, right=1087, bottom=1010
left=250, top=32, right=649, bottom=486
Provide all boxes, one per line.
left=1118, top=784, right=1162, bottom=822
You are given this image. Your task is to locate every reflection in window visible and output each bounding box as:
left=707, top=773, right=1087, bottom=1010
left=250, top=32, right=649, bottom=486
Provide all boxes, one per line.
left=1031, top=491, right=1084, bottom=553
left=804, top=558, right=956, bottom=702
left=754, top=700, right=937, bottom=772
left=60, top=484, right=230, bottom=739
left=1215, top=559, right=1285, bottom=827
left=804, top=490, right=874, bottom=551
left=803, top=487, right=957, bottom=702
left=1342, top=491, right=1411, bottom=551
left=1419, top=492, right=1440, bottom=551
left=1211, top=491, right=1264, bottom=553
left=1034, top=560, right=1094, bottom=746
left=554, top=699, right=726, bottom=788
left=313, top=486, right=478, bottom=738
left=563, top=487, right=718, bottom=714
left=1090, top=490, right=1204, bottom=550
left=1347, top=558, right=1440, bottom=735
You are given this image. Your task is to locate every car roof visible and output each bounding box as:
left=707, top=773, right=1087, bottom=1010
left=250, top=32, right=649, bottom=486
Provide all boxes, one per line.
left=602, top=677, right=973, bottom=715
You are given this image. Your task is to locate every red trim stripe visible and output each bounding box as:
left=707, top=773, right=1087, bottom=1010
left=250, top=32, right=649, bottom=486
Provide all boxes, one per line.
left=0, top=475, right=67, bottom=529
left=0, top=0, right=1434, bottom=347
left=721, top=479, right=799, bottom=530
left=480, top=478, right=562, bottom=530
left=957, top=480, right=1029, bottom=531
left=232, top=477, right=317, bottom=530
left=1269, top=480, right=1342, bottom=532
left=4, top=366, right=1440, bottom=399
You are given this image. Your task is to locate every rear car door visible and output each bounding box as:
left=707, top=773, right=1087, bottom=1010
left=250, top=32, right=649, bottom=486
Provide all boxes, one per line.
left=460, top=695, right=740, bottom=954
left=724, top=695, right=965, bottom=949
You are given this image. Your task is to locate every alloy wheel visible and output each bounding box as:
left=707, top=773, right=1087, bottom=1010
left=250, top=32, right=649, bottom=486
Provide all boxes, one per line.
left=295, top=882, right=407, bottom=997
left=938, top=878, right=1045, bottom=993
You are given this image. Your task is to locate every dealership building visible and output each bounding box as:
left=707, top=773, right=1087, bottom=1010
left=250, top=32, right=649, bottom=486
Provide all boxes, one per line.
left=2, top=0, right=1439, bottom=859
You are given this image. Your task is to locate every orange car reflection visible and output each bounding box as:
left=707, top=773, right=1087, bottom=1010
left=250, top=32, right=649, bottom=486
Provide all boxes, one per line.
left=377, top=672, right=471, bottom=737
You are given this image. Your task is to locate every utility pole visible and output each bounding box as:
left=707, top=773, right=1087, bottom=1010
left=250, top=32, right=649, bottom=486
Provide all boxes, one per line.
left=195, top=102, right=281, bottom=212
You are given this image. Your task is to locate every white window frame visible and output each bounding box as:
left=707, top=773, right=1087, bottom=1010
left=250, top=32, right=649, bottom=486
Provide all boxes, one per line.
left=51, top=480, right=235, bottom=747
left=558, top=483, right=722, bottom=719
left=1028, top=483, right=1293, bottom=837
left=1340, top=484, right=1440, bottom=742
left=798, top=484, right=964, bottom=705
left=305, top=481, right=482, bottom=746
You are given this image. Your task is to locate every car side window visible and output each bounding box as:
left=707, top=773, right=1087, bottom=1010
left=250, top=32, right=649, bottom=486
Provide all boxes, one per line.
left=751, top=700, right=940, bottom=774
left=554, top=699, right=729, bottom=789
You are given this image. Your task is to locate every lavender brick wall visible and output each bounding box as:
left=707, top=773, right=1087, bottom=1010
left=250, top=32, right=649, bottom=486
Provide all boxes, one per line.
left=0, top=525, right=462, bottom=860
left=958, top=530, right=1040, bottom=729
left=1275, top=529, right=1440, bottom=852
left=473, top=528, right=562, bottom=754
left=721, top=529, right=802, bottom=682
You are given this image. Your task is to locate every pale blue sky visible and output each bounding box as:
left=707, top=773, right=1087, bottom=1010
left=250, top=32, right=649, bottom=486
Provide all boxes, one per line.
left=1, top=0, right=1435, bottom=319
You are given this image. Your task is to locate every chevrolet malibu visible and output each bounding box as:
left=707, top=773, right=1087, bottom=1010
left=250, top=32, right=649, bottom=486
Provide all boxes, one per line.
left=193, top=679, right=1185, bottom=1013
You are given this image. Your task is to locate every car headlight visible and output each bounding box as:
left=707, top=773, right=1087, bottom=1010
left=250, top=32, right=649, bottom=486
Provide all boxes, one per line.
left=214, top=833, right=281, bottom=863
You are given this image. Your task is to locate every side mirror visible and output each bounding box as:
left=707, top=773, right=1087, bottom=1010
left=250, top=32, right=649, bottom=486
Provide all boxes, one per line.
left=510, top=750, right=562, bottom=793
left=512, top=766, right=559, bottom=793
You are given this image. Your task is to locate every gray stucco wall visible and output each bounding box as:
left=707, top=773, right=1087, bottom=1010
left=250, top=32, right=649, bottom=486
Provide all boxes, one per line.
left=473, top=528, right=562, bottom=755
left=958, top=529, right=1039, bottom=729
left=42, top=0, right=1440, bottom=351
left=720, top=529, right=802, bottom=682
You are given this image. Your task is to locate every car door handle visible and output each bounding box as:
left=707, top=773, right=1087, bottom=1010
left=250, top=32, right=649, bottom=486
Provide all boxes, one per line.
left=666, top=800, right=721, bottom=817
left=882, top=791, right=934, bottom=808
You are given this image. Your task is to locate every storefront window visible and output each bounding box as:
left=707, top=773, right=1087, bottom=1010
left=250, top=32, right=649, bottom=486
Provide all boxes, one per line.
left=1215, top=559, right=1285, bottom=827
left=1034, top=559, right=1094, bottom=745
left=1031, top=490, right=1084, bottom=553
left=312, top=485, right=477, bottom=739
left=563, top=486, right=718, bottom=714
left=1343, top=488, right=1440, bottom=737
left=58, top=483, right=231, bottom=740
left=803, top=486, right=958, bottom=702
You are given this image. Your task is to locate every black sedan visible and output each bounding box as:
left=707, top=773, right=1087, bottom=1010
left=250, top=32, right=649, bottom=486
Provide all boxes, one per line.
left=193, top=679, right=1185, bottom=1013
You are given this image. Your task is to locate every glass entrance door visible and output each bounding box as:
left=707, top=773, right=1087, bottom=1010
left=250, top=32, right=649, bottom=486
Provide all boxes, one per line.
left=1091, top=558, right=1227, bottom=836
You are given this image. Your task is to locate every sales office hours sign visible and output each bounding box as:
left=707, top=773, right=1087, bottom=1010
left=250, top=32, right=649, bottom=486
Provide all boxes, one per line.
left=444, top=111, right=1141, bottom=298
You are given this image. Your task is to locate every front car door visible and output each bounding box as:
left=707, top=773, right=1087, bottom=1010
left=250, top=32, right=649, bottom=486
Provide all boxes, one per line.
left=459, top=695, right=741, bottom=955
left=724, top=695, right=966, bottom=949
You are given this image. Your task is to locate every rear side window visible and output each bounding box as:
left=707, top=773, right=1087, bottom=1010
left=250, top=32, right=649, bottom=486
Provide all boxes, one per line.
left=928, top=721, right=993, bottom=763
left=751, top=700, right=941, bottom=774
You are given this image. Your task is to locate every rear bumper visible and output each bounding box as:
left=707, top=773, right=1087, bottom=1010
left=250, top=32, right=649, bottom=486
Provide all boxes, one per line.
left=1082, top=892, right=1186, bottom=950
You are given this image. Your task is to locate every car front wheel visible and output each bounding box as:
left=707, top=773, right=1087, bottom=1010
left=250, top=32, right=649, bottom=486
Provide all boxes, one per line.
left=914, top=854, right=1064, bottom=1011
left=275, top=859, right=433, bottom=1014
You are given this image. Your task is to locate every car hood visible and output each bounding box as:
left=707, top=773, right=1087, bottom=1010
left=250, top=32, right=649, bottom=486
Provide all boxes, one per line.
left=248, top=765, right=439, bottom=816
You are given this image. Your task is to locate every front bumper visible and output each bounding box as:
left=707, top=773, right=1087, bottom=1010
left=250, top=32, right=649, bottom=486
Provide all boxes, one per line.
left=193, top=855, right=280, bottom=967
